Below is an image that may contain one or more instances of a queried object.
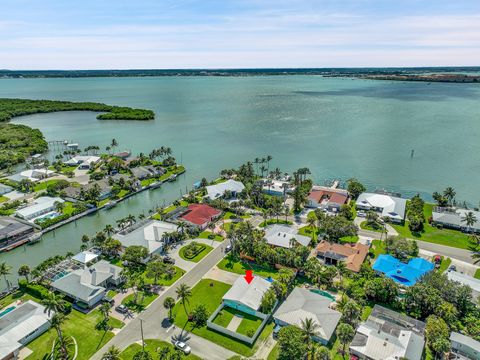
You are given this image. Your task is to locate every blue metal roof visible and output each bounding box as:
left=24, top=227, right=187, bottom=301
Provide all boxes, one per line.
left=372, top=254, right=434, bottom=286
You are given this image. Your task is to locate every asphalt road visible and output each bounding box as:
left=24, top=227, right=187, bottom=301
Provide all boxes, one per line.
left=358, top=229, right=475, bottom=264
left=91, top=239, right=235, bottom=360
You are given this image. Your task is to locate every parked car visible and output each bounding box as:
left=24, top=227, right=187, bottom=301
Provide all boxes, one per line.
left=225, top=244, right=232, bottom=253
left=273, top=324, right=282, bottom=339
left=163, top=256, right=175, bottom=264
left=103, top=296, right=114, bottom=305
left=433, top=255, right=442, bottom=264
left=448, top=264, right=457, bottom=272
left=173, top=340, right=191, bottom=355
left=357, top=210, right=366, bottom=217
left=115, top=304, right=128, bottom=314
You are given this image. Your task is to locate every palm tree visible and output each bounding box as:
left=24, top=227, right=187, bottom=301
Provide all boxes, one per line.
left=42, top=291, right=66, bottom=316
left=110, top=138, right=118, bottom=153
left=163, top=297, right=176, bottom=320
left=51, top=313, right=69, bottom=359
left=100, top=302, right=112, bottom=326
left=301, top=317, right=320, bottom=358
left=307, top=216, right=317, bottom=239
left=0, top=262, right=12, bottom=290
left=177, top=221, right=187, bottom=235
left=336, top=323, right=355, bottom=356
left=443, top=187, right=456, bottom=206
left=462, top=211, right=477, bottom=233
left=104, top=224, right=114, bottom=236
left=175, top=283, right=192, bottom=317
left=102, top=345, right=121, bottom=360
left=336, top=261, right=347, bottom=292
left=18, top=265, right=31, bottom=283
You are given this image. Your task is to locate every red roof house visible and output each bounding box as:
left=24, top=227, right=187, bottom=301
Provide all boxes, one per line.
left=307, top=187, right=349, bottom=212
left=180, top=204, right=221, bottom=229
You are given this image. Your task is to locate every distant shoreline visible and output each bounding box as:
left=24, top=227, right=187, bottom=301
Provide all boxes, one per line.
left=1, top=67, right=479, bottom=79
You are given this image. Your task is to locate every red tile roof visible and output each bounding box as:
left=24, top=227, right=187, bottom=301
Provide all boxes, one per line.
left=315, top=241, right=369, bottom=272
left=308, top=189, right=348, bottom=206
left=180, top=204, right=221, bottom=226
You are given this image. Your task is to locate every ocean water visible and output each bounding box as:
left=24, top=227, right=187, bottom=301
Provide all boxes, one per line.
left=0, top=75, right=479, bottom=283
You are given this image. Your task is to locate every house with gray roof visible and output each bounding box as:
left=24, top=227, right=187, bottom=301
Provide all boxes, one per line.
left=450, top=332, right=480, bottom=360
left=51, top=260, right=123, bottom=308
left=116, top=220, right=178, bottom=256
left=0, top=300, right=53, bottom=360
left=432, top=207, right=480, bottom=233
left=206, top=179, right=245, bottom=200
left=0, top=183, right=12, bottom=195
left=222, top=276, right=272, bottom=316
left=349, top=305, right=426, bottom=360
left=273, top=287, right=341, bottom=344
left=356, top=192, right=407, bottom=223
left=447, top=271, right=480, bottom=301
left=130, top=165, right=165, bottom=180
left=264, top=224, right=311, bottom=248
left=0, top=217, right=35, bottom=250
left=14, top=196, right=64, bottom=222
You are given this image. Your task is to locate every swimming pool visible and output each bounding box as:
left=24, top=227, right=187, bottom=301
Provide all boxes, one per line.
left=0, top=306, right=15, bottom=317
left=310, top=289, right=336, bottom=302
left=36, top=211, right=61, bottom=222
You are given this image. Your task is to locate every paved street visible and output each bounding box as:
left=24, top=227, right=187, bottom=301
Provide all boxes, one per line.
left=91, top=238, right=234, bottom=360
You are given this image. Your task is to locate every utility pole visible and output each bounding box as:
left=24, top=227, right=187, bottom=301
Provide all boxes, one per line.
left=139, top=317, right=145, bottom=352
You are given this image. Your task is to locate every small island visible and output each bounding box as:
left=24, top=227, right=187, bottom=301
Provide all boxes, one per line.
left=0, top=98, right=155, bottom=122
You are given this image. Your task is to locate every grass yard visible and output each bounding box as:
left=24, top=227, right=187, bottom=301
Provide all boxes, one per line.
left=142, top=265, right=185, bottom=286
left=198, top=230, right=224, bottom=242
left=62, top=201, right=76, bottom=215
left=172, top=279, right=273, bottom=356
left=475, top=269, right=480, bottom=279
left=179, top=243, right=213, bottom=262
left=121, top=291, right=158, bottom=312
left=298, top=225, right=317, bottom=239
left=267, top=343, right=279, bottom=360
left=33, top=179, right=61, bottom=192
left=26, top=309, right=117, bottom=360
left=106, top=289, right=118, bottom=298
left=212, top=307, right=262, bottom=337
left=259, top=219, right=293, bottom=227
left=371, top=240, right=386, bottom=258
left=437, top=256, right=452, bottom=273
left=0, top=290, right=38, bottom=308
left=360, top=221, right=386, bottom=233
left=117, top=189, right=129, bottom=198
left=391, top=203, right=471, bottom=249
left=0, top=196, right=7, bottom=203
left=340, top=236, right=359, bottom=243
left=217, top=254, right=279, bottom=279
left=120, top=339, right=201, bottom=360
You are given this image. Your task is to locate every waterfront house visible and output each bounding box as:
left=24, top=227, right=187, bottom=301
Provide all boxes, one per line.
left=64, top=155, right=101, bottom=170
left=0, top=300, right=53, bottom=360
left=264, top=224, right=311, bottom=249
left=432, top=207, right=480, bottom=233
left=447, top=271, right=480, bottom=301
left=71, top=250, right=100, bottom=266
left=372, top=254, right=434, bottom=287
left=116, top=220, right=178, bottom=256
left=222, top=276, right=272, bottom=316
left=63, top=180, right=112, bottom=201
left=356, top=192, right=406, bottom=223
left=0, top=183, right=12, bottom=195
left=306, top=186, right=349, bottom=213
left=130, top=165, right=165, bottom=180
left=262, top=179, right=295, bottom=196
left=179, top=204, right=221, bottom=229
left=51, top=260, right=123, bottom=308
left=349, top=305, right=426, bottom=360
left=6, top=168, right=55, bottom=183
left=0, top=217, right=35, bottom=250
left=273, top=287, right=341, bottom=345
left=14, top=196, right=64, bottom=222
left=205, top=179, right=245, bottom=200
left=315, top=241, right=369, bottom=272
left=450, top=332, right=480, bottom=360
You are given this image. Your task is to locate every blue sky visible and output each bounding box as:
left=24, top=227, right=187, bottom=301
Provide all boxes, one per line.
left=1, top=0, right=479, bottom=69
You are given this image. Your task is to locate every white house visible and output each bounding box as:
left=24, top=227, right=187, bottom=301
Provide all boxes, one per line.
left=116, top=220, right=178, bottom=256
left=262, top=179, right=295, bottom=196
left=432, top=207, right=480, bottom=233
left=356, top=192, right=407, bottom=223
left=0, top=183, right=13, bottom=195
left=264, top=224, right=311, bottom=248
left=0, top=300, right=53, bottom=360
left=447, top=271, right=480, bottom=301
left=6, top=169, right=55, bottom=183
left=15, top=197, right=64, bottom=222
left=64, top=155, right=101, bottom=170
left=222, top=276, right=272, bottom=316
left=206, top=179, right=245, bottom=200
left=450, top=332, right=480, bottom=360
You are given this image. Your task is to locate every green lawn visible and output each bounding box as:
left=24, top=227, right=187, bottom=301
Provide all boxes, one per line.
left=142, top=265, right=185, bottom=286
left=106, top=290, right=118, bottom=298
left=33, top=179, right=61, bottom=192
left=298, top=225, right=317, bottom=239
left=259, top=219, right=293, bottom=227
left=438, top=257, right=452, bottom=273
left=212, top=307, right=262, bottom=337
left=391, top=203, right=471, bottom=249
left=0, top=196, right=7, bottom=203
left=217, top=254, right=279, bottom=279
left=0, top=290, right=37, bottom=308
left=117, top=189, right=129, bottom=198
left=122, top=291, right=158, bottom=312
left=179, top=243, right=213, bottom=262
left=172, top=279, right=273, bottom=356
left=62, top=201, right=76, bottom=215
left=119, top=339, right=201, bottom=360
left=371, top=240, right=386, bottom=258
left=360, top=221, right=386, bottom=233
left=340, top=236, right=359, bottom=243
left=198, top=230, right=224, bottom=242
left=26, top=309, right=117, bottom=360
left=475, top=269, right=480, bottom=279
left=267, top=343, right=279, bottom=360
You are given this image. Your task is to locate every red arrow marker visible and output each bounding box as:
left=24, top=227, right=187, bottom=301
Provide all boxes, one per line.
left=244, top=270, right=254, bottom=284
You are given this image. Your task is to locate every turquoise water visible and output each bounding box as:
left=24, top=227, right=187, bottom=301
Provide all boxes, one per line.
left=0, top=75, right=479, bottom=286
left=310, top=289, right=336, bottom=301
left=0, top=306, right=15, bottom=317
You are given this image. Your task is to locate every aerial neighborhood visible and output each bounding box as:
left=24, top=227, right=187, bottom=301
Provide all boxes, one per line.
left=1, top=152, right=480, bottom=360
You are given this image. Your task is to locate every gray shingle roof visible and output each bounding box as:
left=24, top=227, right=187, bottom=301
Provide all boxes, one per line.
left=222, top=276, right=271, bottom=312
left=273, top=287, right=341, bottom=341
left=264, top=224, right=311, bottom=248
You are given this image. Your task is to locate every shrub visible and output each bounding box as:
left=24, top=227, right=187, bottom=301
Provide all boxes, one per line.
left=18, top=280, right=50, bottom=299
left=182, top=242, right=206, bottom=259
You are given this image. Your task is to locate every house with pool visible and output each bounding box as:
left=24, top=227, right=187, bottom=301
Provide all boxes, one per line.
left=14, top=196, right=65, bottom=223
left=261, top=179, right=295, bottom=196
left=205, top=179, right=245, bottom=200
left=273, top=287, right=341, bottom=345
left=372, top=254, right=434, bottom=286
left=356, top=192, right=406, bottom=223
